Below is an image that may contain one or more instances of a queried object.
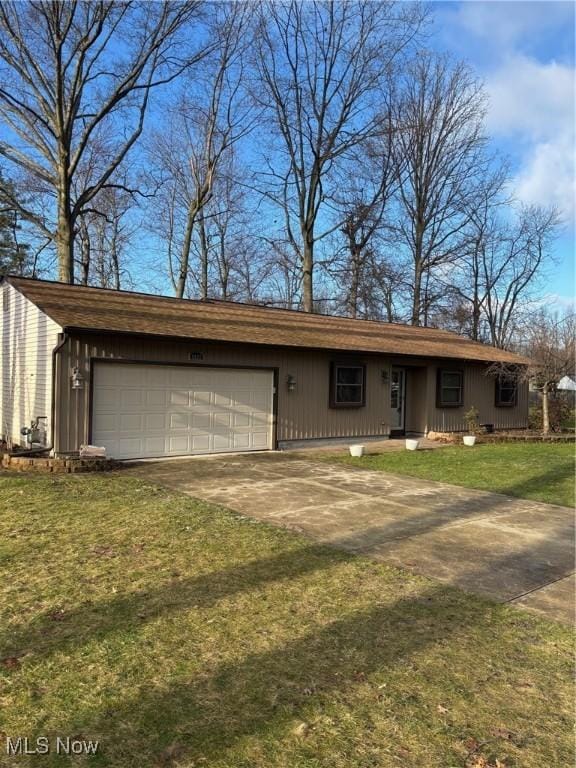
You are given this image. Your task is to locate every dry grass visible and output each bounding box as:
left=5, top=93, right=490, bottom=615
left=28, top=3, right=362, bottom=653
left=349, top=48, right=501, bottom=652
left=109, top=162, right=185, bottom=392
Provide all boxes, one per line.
left=0, top=471, right=573, bottom=767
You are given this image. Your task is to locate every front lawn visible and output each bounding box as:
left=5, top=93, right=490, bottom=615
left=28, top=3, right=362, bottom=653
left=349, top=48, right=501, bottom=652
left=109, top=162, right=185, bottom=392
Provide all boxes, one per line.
left=327, top=443, right=575, bottom=508
left=0, top=472, right=573, bottom=768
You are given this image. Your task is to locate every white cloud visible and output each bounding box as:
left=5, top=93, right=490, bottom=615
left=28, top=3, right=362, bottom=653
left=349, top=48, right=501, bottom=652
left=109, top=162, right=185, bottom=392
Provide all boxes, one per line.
left=454, top=1, right=574, bottom=48
left=514, top=134, right=575, bottom=219
left=485, top=54, right=575, bottom=219
left=486, top=55, right=574, bottom=139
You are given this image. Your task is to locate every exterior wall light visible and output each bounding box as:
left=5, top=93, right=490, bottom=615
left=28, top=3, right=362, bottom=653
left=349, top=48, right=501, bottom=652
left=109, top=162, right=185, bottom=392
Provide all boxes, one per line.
left=71, top=366, right=85, bottom=390
left=381, top=369, right=389, bottom=383
left=286, top=374, right=296, bottom=392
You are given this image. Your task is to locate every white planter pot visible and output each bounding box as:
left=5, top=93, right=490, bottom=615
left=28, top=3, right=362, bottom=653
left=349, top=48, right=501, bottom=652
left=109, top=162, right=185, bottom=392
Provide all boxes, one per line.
left=463, top=435, right=477, bottom=446
left=349, top=444, right=365, bottom=457
left=405, top=438, right=420, bottom=451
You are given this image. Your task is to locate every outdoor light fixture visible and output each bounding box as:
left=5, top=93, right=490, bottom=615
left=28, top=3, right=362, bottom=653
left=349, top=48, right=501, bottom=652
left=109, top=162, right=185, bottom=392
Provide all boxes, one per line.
left=381, top=369, right=389, bottom=383
left=286, top=374, right=296, bottom=392
left=71, top=367, right=85, bottom=390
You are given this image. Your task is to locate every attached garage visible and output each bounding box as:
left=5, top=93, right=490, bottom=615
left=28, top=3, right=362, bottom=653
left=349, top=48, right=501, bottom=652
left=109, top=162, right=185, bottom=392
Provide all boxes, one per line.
left=91, top=362, right=275, bottom=459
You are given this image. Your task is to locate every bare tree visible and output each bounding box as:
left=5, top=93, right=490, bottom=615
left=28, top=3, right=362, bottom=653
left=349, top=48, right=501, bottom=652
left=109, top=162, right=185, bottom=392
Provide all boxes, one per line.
left=76, top=184, right=135, bottom=289
left=0, top=0, right=209, bottom=283
left=392, top=53, right=489, bottom=326
left=331, top=111, right=400, bottom=318
left=446, top=167, right=509, bottom=340
left=482, top=205, right=561, bottom=348
left=149, top=3, right=253, bottom=299
left=192, top=170, right=263, bottom=301
left=491, top=310, right=575, bottom=434
left=254, top=0, right=425, bottom=312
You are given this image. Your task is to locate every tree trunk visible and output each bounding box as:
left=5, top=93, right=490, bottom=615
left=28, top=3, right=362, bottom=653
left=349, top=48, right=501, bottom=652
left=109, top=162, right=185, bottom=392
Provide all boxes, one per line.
left=111, top=234, right=120, bottom=290
left=411, top=261, right=422, bottom=326
left=198, top=215, right=209, bottom=300
left=57, top=185, right=74, bottom=284
left=542, top=384, right=550, bottom=434
left=217, top=239, right=229, bottom=300
left=471, top=253, right=480, bottom=340
left=176, top=200, right=197, bottom=299
left=78, top=218, right=90, bottom=285
left=471, top=301, right=480, bottom=341
left=348, top=245, right=361, bottom=319
left=301, top=235, right=314, bottom=312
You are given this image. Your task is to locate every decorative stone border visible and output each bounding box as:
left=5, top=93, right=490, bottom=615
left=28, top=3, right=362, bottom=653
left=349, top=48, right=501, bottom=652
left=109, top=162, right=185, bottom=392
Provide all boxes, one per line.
left=480, top=433, right=575, bottom=443
left=427, top=431, right=574, bottom=444
left=1, top=454, right=119, bottom=473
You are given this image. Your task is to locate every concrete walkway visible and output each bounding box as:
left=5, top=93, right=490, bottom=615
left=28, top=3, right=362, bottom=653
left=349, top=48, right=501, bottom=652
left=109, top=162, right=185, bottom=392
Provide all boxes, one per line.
left=128, top=453, right=575, bottom=624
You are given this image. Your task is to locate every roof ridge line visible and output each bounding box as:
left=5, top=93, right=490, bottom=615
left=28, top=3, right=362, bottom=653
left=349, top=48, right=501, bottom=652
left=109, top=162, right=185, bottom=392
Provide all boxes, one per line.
left=4, top=274, right=460, bottom=336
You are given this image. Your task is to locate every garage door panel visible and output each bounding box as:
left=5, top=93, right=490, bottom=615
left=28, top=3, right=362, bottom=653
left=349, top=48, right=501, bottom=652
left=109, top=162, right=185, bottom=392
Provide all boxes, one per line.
left=192, top=391, right=212, bottom=406
left=214, top=392, right=232, bottom=407
left=146, top=390, right=167, bottom=407
left=191, top=434, right=210, bottom=451
left=92, top=363, right=273, bottom=459
left=144, top=436, right=165, bottom=454
left=168, top=435, right=189, bottom=453
left=191, top=413, right=211, bottom=428
left=233, top=433, right=251, bottom=449
left=213, top=412, right=232, bottom=428
left=144, top=413, right=166, bottom=430
left=94, top=414, right=117, bottom=432
left=252, top=431, right=270, bottom=449
left=169, top=390, right=189, bottom=406
left=233, top=412, right=251, bottom=428
left=119, top=413, right=143, bottom=431
left=118, top=437, right=142, bottom=455
left=119, top=389, right=142, bottom=407
left=169, top=412, right=189, bottom=429
left=96, top=388, right=119, bottom=408
left=212, top=431, right=233, bottom=450
left=118, top=368, right=141, bottom=386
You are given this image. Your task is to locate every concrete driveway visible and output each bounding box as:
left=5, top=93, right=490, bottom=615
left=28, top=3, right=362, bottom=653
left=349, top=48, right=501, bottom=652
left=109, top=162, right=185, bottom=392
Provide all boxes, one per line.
left=128, top=453, right=575, bottom=624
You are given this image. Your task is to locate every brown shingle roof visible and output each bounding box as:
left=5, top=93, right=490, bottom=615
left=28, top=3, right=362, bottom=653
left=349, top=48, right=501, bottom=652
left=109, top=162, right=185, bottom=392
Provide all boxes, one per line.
left=5, top=276, right=528, bottom=364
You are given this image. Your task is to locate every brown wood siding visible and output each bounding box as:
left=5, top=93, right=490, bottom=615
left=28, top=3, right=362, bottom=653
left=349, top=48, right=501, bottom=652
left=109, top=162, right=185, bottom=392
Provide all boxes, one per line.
left=426, top=362, right=529, bottom=432
left=55, top=334, right=392, bottom=453
left=54, top=335, right=528, bottom=453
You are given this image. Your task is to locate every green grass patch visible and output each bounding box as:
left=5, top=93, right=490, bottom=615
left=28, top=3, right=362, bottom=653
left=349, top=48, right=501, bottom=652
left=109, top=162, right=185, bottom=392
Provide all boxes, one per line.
left=0, top=472, right=573, bottom=767
left=325, top=443, right=575, bottom=507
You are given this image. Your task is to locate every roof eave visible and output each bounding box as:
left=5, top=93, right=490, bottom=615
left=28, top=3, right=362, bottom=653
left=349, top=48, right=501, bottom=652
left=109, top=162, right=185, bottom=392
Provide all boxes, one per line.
left=62, top=325, right=528, bottom=365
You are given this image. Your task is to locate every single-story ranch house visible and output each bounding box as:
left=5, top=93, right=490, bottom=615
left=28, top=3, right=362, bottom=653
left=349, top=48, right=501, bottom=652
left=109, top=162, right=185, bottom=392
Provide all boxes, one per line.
left=1, top=276, right=529, bottom=459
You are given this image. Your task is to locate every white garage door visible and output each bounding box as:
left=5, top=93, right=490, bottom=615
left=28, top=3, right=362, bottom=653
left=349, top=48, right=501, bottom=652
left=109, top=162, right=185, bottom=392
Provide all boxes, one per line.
left=92, top=363, right=274, bottom=459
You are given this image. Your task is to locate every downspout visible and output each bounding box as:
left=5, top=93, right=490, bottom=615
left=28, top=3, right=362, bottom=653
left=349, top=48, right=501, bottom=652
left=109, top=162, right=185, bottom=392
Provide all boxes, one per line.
left=49, top=331, right=69, bottom=456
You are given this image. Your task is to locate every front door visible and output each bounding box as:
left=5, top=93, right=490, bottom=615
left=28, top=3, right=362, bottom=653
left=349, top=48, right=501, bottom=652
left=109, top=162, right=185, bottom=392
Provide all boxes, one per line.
left=390, top=367, right=406, bottom=433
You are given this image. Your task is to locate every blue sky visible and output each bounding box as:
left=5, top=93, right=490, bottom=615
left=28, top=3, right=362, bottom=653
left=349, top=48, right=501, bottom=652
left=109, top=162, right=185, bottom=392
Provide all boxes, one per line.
left=137, top=2, right=574, bottom=306
left=429, top=0, right=575, bottom=306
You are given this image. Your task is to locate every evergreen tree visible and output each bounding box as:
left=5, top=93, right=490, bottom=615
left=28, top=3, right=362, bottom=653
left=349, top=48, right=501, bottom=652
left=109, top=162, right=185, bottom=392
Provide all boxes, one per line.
left=0, top=172, right=30, bottom=275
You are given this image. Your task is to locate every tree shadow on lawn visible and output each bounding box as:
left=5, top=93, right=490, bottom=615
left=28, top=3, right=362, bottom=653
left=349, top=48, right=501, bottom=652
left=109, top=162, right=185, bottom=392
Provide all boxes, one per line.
left=55, top=542, right=572, bottom=768
left=2, top=486, right=573, bottom=765
left=2, top=463, right=573, bottom=664
left=493, top=454, right=575, bottom=506
left=0, top=542, right=351, bottom=661
left=60, top=583, right=500, bottom=767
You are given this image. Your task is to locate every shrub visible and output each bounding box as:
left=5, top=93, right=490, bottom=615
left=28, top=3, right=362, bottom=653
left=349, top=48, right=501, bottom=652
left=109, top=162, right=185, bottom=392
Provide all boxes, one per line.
left=529, top=398, right=575, bottom=432
left=464, top=406, right=480, bottom=434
